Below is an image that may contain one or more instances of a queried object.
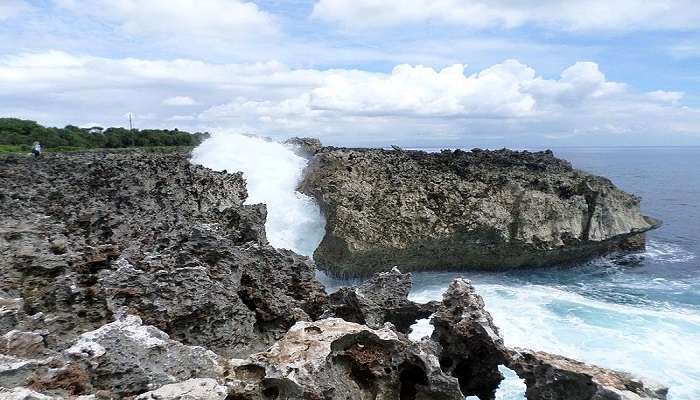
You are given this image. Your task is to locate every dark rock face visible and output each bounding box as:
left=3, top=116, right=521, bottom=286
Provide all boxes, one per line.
left=299, top=146, right=660, bottom=276
left=326, top=267, right=438, bottom=334
left=0, top=150, right=326, bottom=359
left=508, top=349, right=668, bottom=400
left=430, top=279, right=509, bottom=400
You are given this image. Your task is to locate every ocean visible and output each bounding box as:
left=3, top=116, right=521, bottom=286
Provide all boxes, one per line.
left=192, top=137, right=700, bottom=399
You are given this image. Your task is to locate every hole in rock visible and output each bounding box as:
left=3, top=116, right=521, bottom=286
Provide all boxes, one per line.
left=494, top=365, right=526, bottom=400
left=408, top=318, right=433, bottom=342
left=398, top=362, right=429, bottom=400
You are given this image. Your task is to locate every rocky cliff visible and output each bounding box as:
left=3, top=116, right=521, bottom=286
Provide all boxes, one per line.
left=299, top=144, right=660, bottom=276
left=0, top=149, right=666, bottom=399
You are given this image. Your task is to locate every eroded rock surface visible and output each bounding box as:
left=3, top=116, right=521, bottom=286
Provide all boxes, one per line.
left=508, top=349, right=668, bottom=400
left=326, top=267, right=438, bottom=333
left=228, top=318, right=464, bottom=400
left=0, top=150, right=326, bottom=359
left=0, top=149, right=670, bottom=399
left=430, top=279, right=509, bottom=400
left=299, top=145, right=660, bottom=276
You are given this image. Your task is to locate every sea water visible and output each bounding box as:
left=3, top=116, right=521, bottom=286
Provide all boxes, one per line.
left=194, top=136, right=700, bottom=399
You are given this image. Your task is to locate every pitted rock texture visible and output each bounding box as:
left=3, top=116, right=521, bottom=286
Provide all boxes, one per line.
left=508, top=349, right=668, bottom=400
left=0, top=150, right=326, bottom=358
left=228, top=318, right=464, bottom=400
left=0, top=148, right=670, bottom=399
left=59, top=314, right=224, bottom=397
left=430, top=279, right=509, bottom=400
left=299, top=146, right=660, bottom=276
left=327, top=267, right=438, bottom=334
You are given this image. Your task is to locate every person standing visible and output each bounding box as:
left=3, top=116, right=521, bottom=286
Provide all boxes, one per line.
left=32, top=142, right=42, bottom=158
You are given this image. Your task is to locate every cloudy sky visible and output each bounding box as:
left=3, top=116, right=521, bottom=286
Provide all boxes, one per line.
left=2, top=0, right=700, bottom=146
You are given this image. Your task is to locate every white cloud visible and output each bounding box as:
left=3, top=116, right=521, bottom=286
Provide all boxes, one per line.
left=0, top=50, right=698, bottom=144
left=54, top=0, right=277, bottom=39
left=312, top=0, right=700, bottom=32
left=0, top=0, right=30, bottom=20
left=163, top=96, right=198, bottom=106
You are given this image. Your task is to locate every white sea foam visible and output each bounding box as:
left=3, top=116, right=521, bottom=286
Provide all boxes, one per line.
left=192, top=137, right=699, bottom=399
left=411, top=282, right=700, bottom=399
left=645, top=240, right=696, bottom=263
left=191, top=133, right=325, bottom=257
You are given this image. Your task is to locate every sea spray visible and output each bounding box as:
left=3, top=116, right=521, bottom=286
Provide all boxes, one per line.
left=191, top=133, right=325, bottom=257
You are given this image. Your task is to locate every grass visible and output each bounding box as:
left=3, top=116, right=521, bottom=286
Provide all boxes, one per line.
left=0, top=145, right=194, bottom=154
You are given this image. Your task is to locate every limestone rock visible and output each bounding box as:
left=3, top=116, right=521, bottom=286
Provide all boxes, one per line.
left=229, top=318, right=464, bottom=399
left=135, top=379, right=228, bottom=400
left=299, top=145, right=660, bottom=275
left=0, top=150, right=327, bottom=357
left=60, top=314, right=223, bottom=397
left=327, top=267, right=438, bottom=333
left=430, top=279, right=509, bottom=400
left=507, top=349, right=669, bottom=400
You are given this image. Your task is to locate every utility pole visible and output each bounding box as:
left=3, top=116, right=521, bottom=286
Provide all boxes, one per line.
left=129, top=113, right=133, bottom=131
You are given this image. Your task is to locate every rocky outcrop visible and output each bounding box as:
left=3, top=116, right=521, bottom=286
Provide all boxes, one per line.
left=0, top=149, right=669, bottom=399
left=508, top=349, right=668, bottom=400
left=0, top=149, right=326, bottom=358
left=227, top=318, right=464, bottom=399
left=431, top=279, right=509, bottom=399
left=326, top=267, right=438, bottom=333
left=298, top=145, right=660, bottom=276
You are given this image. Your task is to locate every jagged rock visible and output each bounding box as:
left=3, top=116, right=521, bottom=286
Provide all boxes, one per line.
left=38, top=314, right=224, bottom=397
left=327, top=267, right=438, bottom=333
left=430, top=279, right=509, bottom=400
left=135, top=379, right=228, bottom=400
left=507, top=349, right=668, bottom=400
left=0, top=150, right=327, bottom=357
left=299, top=145, right=660, bottom=275
left=284, top=137, right=322, bottom=157
left=228, top=318, right=464, bottom=399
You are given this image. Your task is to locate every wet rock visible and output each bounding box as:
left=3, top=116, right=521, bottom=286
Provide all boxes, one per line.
left=300, top=145, right=660, bottom=276
left=135, top=379, right=228, bottom=400
left=327, top=267, right=438, bottom=333
left=508, top=349, right=669, bottom=400
left=430, top=279, right=509, bottom=400
left=229, top=318, right=464, bottom=399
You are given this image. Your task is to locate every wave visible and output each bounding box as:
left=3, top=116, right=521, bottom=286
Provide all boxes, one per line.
left=411, top=281, right=700, bottom=399
left=191, top=133, right=325, bottom=257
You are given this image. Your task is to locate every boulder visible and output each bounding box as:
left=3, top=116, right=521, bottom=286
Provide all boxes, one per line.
left=54, top=314, right=223, bottom=397
left=299, top=145, right=660, bottom=276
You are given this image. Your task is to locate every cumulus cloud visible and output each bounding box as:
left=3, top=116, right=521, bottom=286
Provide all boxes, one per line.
left=1, top=50, right=698, bottom=144
left=312, top=0, right=700, bottom=32
left=53, top=0, right=277, bottom=39
left=163, top=96, right=198, bottom=106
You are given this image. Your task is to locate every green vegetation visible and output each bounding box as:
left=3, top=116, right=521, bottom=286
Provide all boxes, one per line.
left=0, top=118, right=210, bottom=152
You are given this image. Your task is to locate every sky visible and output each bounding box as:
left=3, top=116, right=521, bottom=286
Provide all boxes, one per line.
left=1, top=0, right=700, bottom=147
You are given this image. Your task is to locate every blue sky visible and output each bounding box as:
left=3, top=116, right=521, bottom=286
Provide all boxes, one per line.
left=1, top=0, right=700, bottom=146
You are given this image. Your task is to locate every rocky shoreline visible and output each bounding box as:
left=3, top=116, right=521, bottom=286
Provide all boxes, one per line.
left=296, top=139, right=660, bottom=276
left=0, top=149, right=667, bottom=399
